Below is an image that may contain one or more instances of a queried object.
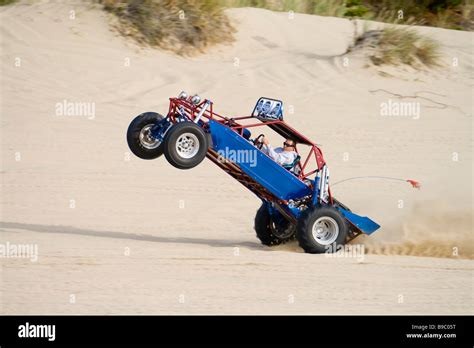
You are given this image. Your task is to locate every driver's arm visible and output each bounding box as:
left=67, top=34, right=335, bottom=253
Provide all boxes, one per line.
left=262, top=137, right=279, bottom=160
left=263, top=137, right=293, bottom=165
left=265, top=145, right=290, bottom=165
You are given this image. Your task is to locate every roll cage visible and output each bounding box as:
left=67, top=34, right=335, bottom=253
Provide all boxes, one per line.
left=166, top=96, right=333, bottom=206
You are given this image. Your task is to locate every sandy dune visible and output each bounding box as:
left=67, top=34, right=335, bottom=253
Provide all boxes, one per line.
left=0, top=1, right=472, bottom=314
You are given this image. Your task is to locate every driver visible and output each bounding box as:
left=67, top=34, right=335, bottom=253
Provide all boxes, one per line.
left=262, top=137, right=298, bottom=167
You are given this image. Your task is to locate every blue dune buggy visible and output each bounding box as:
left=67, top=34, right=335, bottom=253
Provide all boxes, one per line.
left=127, top=92, right=380, bottom=253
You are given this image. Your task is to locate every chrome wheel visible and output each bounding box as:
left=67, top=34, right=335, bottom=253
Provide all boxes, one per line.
left=175, top=132, right=200, bottom=159
left=139, top=124, right=161, bottom=149
left=311, top=216, right=339, bottom=245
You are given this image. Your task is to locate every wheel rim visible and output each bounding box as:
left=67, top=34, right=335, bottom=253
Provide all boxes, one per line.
left=175, top=132, right=200, bottom=159
left=139, top=124, right=161, bottom=150
left=311, top=216, right=339, bottom=245
left=270, top=220, right=295, bottom=239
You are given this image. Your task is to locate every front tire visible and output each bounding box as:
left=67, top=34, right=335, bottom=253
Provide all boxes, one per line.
left=254, top=203, right=296, bottom=246
left=127, top=112, right=166, bottom=160
left=163, top=122, right=209, bottom=170
left=296, top=206, right=348, bottom=254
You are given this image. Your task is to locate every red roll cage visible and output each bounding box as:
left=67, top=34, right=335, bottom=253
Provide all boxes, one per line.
left=167, top=97, right=327, bottom=182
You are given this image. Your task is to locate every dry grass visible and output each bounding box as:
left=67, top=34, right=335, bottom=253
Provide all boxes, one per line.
left=100, top=0, right=235, bottom=55
left=371, top=27, right=441, bottom=67
left=0, top=0, right=17, bottom=5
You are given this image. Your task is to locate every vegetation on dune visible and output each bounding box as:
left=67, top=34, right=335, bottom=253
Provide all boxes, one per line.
left=367, top=0, right=473, bottom=30
left=100, top=0, right=443, bottom=67
left=224, top=0, right=445, bottom=67
left=99, top=0, right=235, bottom=55
left=0, top=0, right=17, bottom=6
left=374, top=27, right=441, bottom=67
left=353, top=26, right=442, bottom=68
left=223, top=0, right=473, bottom=31
left=2, top=0, right=444, bottom=67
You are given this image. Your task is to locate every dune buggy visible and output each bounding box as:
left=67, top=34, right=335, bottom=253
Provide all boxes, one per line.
left=126, top=92, right=380, bottom=253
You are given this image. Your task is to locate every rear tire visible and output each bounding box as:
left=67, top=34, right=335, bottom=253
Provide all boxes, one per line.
left=296, top=206, right=348, bottom=254
left=127, top=112, right=166, bottom=160
left=164, top=122, right=208, bottom=170
left=254, top=203, right=296, bottom=246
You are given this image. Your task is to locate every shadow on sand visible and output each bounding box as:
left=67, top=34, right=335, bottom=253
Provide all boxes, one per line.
left=0, top=221, right=263, bottom=250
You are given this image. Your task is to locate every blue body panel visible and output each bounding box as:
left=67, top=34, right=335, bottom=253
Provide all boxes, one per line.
left=337, top=208, right=380, bottom=235
left=207, top=120, right=380, bottom=235
left=208, top=120, right=311, bottom=200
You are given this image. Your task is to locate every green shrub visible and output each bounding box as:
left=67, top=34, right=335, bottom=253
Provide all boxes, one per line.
left=0, top=0, right=17, bottom=6
left=344, top=6, right=370, bottom=18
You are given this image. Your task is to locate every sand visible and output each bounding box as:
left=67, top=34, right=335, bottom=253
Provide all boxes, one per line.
left=0, top=1, right=472, bottom=314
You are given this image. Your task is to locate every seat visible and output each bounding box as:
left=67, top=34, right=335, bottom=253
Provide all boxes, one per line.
left=282, top=155, right=301, bottom=174
left=242, top=128, right=252, bottom=140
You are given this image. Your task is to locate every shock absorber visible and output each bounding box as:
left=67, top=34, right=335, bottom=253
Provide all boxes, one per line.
left=194, top=100, right=211, bottom=124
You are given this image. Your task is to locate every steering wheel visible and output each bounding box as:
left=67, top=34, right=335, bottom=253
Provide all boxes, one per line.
left=253, top=134, right=265, bottom=150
